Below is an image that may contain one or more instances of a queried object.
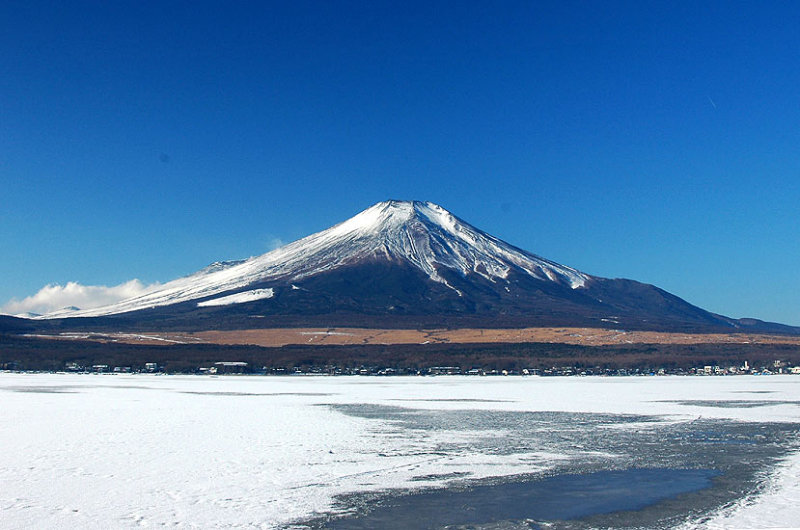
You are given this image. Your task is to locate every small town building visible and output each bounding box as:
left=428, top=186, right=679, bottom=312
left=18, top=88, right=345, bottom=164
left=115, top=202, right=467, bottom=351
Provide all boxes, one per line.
left=213, top=361, right=248, bottom=374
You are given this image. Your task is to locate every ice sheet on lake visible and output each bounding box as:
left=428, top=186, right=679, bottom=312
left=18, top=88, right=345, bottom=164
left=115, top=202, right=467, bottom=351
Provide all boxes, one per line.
left=1, top=374, right=799, bottom=529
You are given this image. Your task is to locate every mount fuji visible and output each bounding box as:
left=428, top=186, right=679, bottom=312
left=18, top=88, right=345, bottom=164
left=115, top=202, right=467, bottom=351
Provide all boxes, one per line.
left=21, top=201, right=797, bottom=333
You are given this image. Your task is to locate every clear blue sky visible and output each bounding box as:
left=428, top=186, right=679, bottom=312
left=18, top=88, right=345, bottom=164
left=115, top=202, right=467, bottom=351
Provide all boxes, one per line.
left=2, top=1, right=799, bottom=324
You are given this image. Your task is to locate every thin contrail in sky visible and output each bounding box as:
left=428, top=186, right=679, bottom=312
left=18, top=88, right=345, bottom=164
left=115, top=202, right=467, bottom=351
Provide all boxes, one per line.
left=708, top=97, right=717, bottom=109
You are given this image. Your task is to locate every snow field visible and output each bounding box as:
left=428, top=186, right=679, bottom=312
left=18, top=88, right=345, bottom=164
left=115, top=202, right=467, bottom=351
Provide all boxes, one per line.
left=197, top=288, right=274, bottom=307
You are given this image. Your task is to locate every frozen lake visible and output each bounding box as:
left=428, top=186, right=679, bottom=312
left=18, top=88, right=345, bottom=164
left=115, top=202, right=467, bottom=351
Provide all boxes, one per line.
left=2, top=373, right=799, bottom=529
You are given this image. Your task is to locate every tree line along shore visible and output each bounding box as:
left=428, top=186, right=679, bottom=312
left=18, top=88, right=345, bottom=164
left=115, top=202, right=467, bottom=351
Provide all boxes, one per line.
left=2, top=334, right=799, bottom=375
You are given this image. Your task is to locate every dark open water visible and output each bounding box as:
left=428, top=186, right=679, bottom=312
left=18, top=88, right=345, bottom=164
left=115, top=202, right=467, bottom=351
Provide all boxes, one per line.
left=323, top=468, right=719, bottom=529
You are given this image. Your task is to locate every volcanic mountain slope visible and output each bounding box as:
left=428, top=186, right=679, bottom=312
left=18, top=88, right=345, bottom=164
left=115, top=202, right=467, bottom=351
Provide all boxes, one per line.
left=31, top=201, right=798, bottom=333
left=0, top=315, right=33, bottom=334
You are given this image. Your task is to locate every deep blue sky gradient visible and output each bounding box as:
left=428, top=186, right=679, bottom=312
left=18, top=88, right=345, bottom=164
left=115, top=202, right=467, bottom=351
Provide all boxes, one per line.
left=2, top=1, right=799, bottom=324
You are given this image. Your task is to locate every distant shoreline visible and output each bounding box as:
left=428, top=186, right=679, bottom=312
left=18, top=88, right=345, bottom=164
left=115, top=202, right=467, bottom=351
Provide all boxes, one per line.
left=4, top=327, right=800, bottom=374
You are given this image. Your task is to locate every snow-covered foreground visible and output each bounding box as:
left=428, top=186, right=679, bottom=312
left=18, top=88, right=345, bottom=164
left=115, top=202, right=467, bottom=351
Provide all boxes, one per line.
left=1, top=374, right=799, bottom=529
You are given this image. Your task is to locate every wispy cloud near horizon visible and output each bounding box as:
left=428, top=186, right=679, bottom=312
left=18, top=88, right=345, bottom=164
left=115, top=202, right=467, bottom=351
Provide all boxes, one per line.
left=1, top=279, right=160, bottom=316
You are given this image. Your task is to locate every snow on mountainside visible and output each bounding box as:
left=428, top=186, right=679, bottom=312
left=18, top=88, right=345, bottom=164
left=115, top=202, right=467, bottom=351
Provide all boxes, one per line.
left=196, top=288, right=275, bottom=307
left=39, top=201, right=590, bottom=319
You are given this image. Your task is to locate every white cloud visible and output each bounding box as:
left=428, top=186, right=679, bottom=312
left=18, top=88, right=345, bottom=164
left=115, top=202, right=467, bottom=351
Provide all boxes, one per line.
left=1, top=279, right=161, bottom=316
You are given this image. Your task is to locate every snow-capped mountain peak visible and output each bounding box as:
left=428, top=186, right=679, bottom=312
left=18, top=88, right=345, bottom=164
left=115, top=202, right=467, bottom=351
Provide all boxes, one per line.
left=319, top=200, right=589, bottom=289
left=38, top=200, right=590, bottom=318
